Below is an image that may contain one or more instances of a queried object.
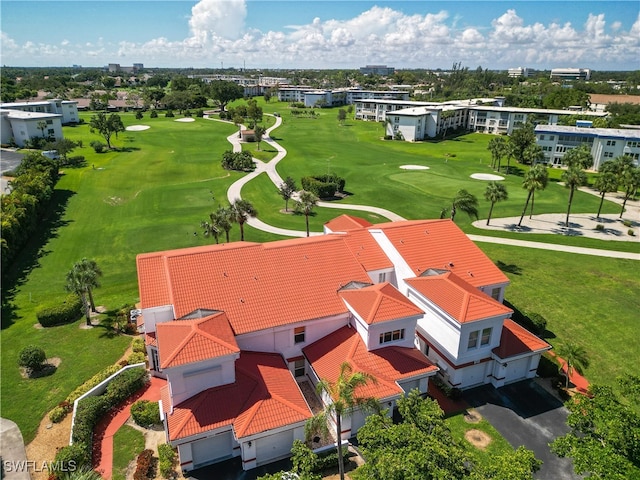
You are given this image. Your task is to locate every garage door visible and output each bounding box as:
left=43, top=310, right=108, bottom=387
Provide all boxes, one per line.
left=255, top=430, right=294, bottom=465
left=191, top=431, right=233, bottom=468
left=462, top=363, right=488, bottom=388
left=505, top=358, right=529, bottom=384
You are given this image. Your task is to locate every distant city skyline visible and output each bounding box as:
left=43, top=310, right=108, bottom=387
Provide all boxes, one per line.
left=1, top=0, right=639, bottom=71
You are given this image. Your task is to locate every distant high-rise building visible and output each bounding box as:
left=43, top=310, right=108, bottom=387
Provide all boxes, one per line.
left=359, top=65, right=395, bottom=76
left=550, top=68, right=591, bottom=81
left=508, top=67, right=532, bottom=78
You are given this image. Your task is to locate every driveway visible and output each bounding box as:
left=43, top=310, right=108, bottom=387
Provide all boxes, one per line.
left=463, top=380, right=578, bottom=480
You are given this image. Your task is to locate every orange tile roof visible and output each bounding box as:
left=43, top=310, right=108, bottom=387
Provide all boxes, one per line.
left=144, top=331, right=157, bottom=347
left=492, top=319, right=551, bottom=359
left=166, top=352, right=312, bottom=441
left=406, top=271, right=512, bottom=323
left=372, top=219, right=509, bottom=288
left=339, top=228, right=393, bottom=272
left=325, top=214, right=373, bottom=232
left=156, top=312, right=240, bottom=369
left=137, top=236, right=372, bottom=335
left=303, top=326, right=438, bottom=401
left=339, top=282, right=423, bottom=324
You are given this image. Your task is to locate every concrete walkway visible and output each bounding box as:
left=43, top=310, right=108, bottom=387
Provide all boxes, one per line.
left=93, top=376, right=166, bottom=479
left=0, top=418, right=31, bottom=480
left=211, top=115, right=638, bottom=259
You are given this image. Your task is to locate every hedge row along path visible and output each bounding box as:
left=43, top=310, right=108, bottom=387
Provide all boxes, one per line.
left=208, top=115, right=639, bottom=260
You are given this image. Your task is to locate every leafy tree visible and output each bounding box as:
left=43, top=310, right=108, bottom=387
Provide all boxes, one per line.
left=208, top=80, right=244, bottom=112
left=561, top=145, right=592, bottom=227
left=278, top=176, right=297, bottom=212
left=337, top=108, right=347, bottom=125
left=295, top=190, right=318, bottom=237
left=442, top=189, right=479, bottom=222
left=306, top=362, right=377, bottom=480
left=44, top=138, right=79, bottom=165
left=555, top=341, right=589, bottom=389
left=551, top=375, right=640, bottom=479
left=471, top=446, right=542, bottom=480
left=18, top=345, right=46, bottom=372
left=593, top=171, right=619, bottom=219
left=254, top=125, right=266, bottom=150
left=246, top=98, right=263, bottom=127
left=230, top=199, right=257, bottom=241
left=518, top=164, right=548, bottom=226
left=509, top=124, right=536, bottom=165
left=88, top=112, right=125, bottom=149
left=487, top=136, right=507, bottom=171
left=484, top=181, right=508, bottom=225
left=37, top=120, right=48, bottom=139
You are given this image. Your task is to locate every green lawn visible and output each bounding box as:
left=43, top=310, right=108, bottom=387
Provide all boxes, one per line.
left=1, top=104, right=638, bottom=446
left=112, top=425, right=145, bottom=480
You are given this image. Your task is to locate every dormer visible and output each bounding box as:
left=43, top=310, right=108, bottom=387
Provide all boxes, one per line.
left=339, top=282, right=424, bottom=351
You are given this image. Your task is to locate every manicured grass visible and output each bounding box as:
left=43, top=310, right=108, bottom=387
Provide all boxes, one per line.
left=2, top=103, right=637, bottom=446
left=112, top=425, right=145, bottom=480
left=446, top=412, right=515, bottom=469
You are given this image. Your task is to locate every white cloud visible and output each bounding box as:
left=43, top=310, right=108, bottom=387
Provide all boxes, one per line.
left=189, top=0, right=246, bottom=42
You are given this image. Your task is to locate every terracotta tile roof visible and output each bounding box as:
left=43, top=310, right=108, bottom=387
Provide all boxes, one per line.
left=156, top=312, right=239, bottom=369
left=339, top=282, right=423, bottom=324
left=339, top=228, right=393, bottom=272
left=406, top=271, right=512, bottom=323
left=145, top=331, right=157, bottom=347
left=166, top=352, right=312, bottom=441
left=303, top=326, right=437, bottom=401
left=492, top=319, right=551, bottom=359
left=160, top=384, right=171, bottom=414
left=137, top=236, right=371, bottom=335
left=325, top=214, right=373, bottom=232
left=373, top=219, right=509, bottom=288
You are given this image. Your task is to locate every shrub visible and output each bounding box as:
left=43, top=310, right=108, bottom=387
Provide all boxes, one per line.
left=623, top=220, right=633, bottom=227
left=18, top=345, right=46, bottom=372
left=49, top=406, right=66, bottom=423
left=595, top=223, right=605, bottom=231
left=301, top=174, right=345, bottom=199
left=196, top=109, right=204, bottom=118
left=165, top=110, right=175, bottom=118
left=135, top=111, right=144, bottom=120
left=134, top=449, right=154, bottom=480
left=128, top=351, right=146, bottom=364
left=36, top=294, right=83, bottom=327
left=65, top=364, right=121, bottom=404
left=65, top=155, right=86, bottom=168
left=432, top=376, right=461, bottom=400
left=150, top=110, right=158, bottom=118
left=158, top=443, right=177, bottom=478
left=628, top=229, right=635, bottom=236
left=90, top=141, right=106, bottom=153
left=131, top=400, right=160, bottom=428
left=53, top=442, right=91, bottom=471
left=132, top=338, right=146, bottom=353
left=123, top=322, right=138, bottom=335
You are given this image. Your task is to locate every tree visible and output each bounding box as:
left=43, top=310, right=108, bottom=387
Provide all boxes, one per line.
left=201, top=215, right=222, bottom=244
left=278, top=176, right=297, bottom=212
left=487, top=136, right=507, bottom=171
left=89, top=112, right=125, bottom=149
left=18, top=345, right=46, bottom=372
left=593, top=171, right=619, bottom=219
left=518, top=164, right=549, bottom=226
left=215, top=205, right=233, bottom=243
left=509, top=124, right=536, bottom=164
left=561, top=145, right=592, bottom=227
left=306, top=362, right=377, bottom=480
left=254, top=125, right=266, bottom=150
left=229, top=199, right=257, bottom=241
left=295, top=190, right=318, bottom=237
left=65, top=258, right=102, bottom=325
left=555, top=341, right=589, bottom=389
left=551, top=375, right=640, bottom=479
left=45, top=138, right=79, bottom=166
left=75, top=258, right=102, bottom=312
left=619, top=165, right=640, bottom=219
left=208, top=80, right=244, bottom=112
left=337, top=108, right=347, bottom=125
left=442, top=189, right=479, bottom=222
left=484, top=181, right=508, bottom=225
left=37, top=120, right=48, bottom=139
left=246, top=98, right=264, bottom=127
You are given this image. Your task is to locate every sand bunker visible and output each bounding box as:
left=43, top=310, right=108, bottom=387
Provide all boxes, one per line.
left=471, top=173, right=504, bottom=181
left=175, top=118, right=196, bottom=123
left=125, top=125, right=150, bottom=131
left=400, top=165, right=430, bottom=170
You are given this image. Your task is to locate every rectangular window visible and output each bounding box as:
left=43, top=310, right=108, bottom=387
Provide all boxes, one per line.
left=46, top=119, right=53, bottom=125
left=47, top=129, right=55, bottom=135
left=294, top=359, right=305, bottom=377
left=539, top=135, right=545, bottom=141
left=378, top=272, right=387, bottom=283
left=294, top=326, right=305, bottom=344
left=481, top=328, right=492, bottom=346
left=468, top=330, right=479, bottom=350
left=379, top=328, right=404, bottom=344
left=491, top=287, right=501, bottom=300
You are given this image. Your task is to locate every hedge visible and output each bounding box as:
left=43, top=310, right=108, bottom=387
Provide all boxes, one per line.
left=301, top=174, right=345, bottom=199
left=158, top=443, right=177, bottom=478
left=131, top=400, right=160, bottom=428
left=36, top=294, right=83, bottom=327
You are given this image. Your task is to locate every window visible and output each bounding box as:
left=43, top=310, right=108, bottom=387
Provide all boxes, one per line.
left=539, top=135, right=545, bottom=141
left=46, top=120, right=53, bottom=125
left=491, top=287, right=501, bottom=300
left=47, top=129, right=55, bottom=135
left=294, top=359, right=305, bottom=377
left=606, top=140, right=616, bottom=147
left=378, top=272, right=387, bottom=283
left=151, top=348, right=160, bottom=371
left=481, top=328, right=492, bottom=346
left=294, top=326, right=305, bottom=344
left=467, top=330, right=479, bottom=349
left=379, top=328, right=405, bottom=344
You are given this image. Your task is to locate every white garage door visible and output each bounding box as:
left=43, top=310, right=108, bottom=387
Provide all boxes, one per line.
left=191, top=431, right=233, bottom=468
left=462, top=363, right=488, bottom=388
left=505, top=358, right=529, bottom=384
left=256, top=430, right=294, bottom=465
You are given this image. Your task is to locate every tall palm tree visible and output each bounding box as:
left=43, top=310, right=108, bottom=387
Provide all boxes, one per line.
left=518, top=164, right=548, bottom=226
left=593, top=171, right=619, bottom=219
left=295, top=190, right=318, bottom=237
left=487, top=136, right=507, bottom=171
left=65, top=261, right=100, bottom=326
left=443, top=189, right=478, bottom=222
left=201, top=214, right=222, bottom=244
left=215, top=205, right=233, bottom=243
left=562, top=166, right=587, bottom=227
left=484, top=181, right=508, bottom=225
left=230, top=199, right=257, bottom=241
left=306, top=362, right=378, bottom=480
left=555, top=342, right=589, bottom=389
left=619, top=166, right=640, bottom=219
left=74, top=258, right=102, bottom=312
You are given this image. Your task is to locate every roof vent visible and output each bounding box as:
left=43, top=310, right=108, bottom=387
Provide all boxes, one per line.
left=223, top=272, right=228, bottom=277
left=424, top=229, right=429, bottom=234
left=448, top=262, right=455, bottom=267
left=400, top=239, right=404, bottom=244
left=240, top=298, right=245, bottom=303
left=468, top=271, right=474, bottom=277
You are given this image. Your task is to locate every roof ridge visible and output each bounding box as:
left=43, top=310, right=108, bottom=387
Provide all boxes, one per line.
left=195, top=315, right=240, bottom=354
left=171, top=388, right=210, bottom=439
left=160, top=326, right=196, bottom=369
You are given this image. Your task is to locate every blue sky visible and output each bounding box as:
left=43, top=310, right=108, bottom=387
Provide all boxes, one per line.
left=1, top=1, right=639, bottom=70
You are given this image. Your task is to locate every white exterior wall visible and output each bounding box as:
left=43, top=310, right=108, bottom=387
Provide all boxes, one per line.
left=410, top=295, right=462, bottom=359
left=0, top=112, right=13, bottom=145
left=141, top=305, right=175, bottom=333
left=175, top=427, right=238, bottom=472
left=366, top=267, right=396, bottom=286
left=164, top=354, right=238, bottom=406
left=5, top=115, right=63, bottom=147
left=457, top=318, right=504, bottom=364
left=368, top=230, right=415, bottom=291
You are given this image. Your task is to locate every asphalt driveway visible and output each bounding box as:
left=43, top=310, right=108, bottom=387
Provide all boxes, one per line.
left=463, top=379, right=578, bottom=480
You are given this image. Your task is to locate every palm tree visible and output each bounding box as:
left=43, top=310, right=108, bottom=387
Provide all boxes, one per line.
left=74, top=258, right=102, bottom=313
left=201, top=213, right=222, bottom=244
left=518, top=164, right=548, bottom=226
left=306, top=362, right=378, bottom=480
left=278, top=177, right=297, bottom=212
left=619, top=166, right=640, bottom=219
left=443, top=189, right=478, bottom=222
left=65, top=260, right=101, bottom=326
left=593, top=171, right=619, bottom=219
left=487, top=136, right=507, bottom=171
left=295, top=190, right=318, bottom=237
left=229, top=199, right=257, bottom=241
left=484, top=181, right=508, bottom=225
left=561, top=146, right=592, bottom=227
left=555, top=342, right=589, bottom=389
left=215, top=205, right=233, bottom=243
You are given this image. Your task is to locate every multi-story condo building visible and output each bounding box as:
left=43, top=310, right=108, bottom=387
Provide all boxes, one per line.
left=359, top=65, right=395, bottom=76
left=550, top=68, right=591, bottom=81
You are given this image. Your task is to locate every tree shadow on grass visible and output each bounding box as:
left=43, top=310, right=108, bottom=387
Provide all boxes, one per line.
left=1, top=189, right=76, bottom=330
left=495, top=260, right=522, bottom=275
